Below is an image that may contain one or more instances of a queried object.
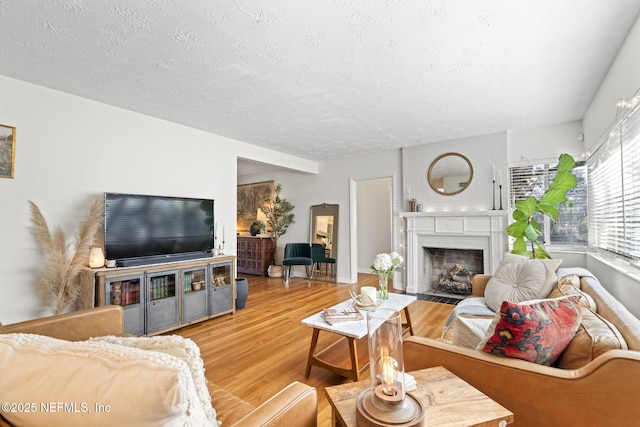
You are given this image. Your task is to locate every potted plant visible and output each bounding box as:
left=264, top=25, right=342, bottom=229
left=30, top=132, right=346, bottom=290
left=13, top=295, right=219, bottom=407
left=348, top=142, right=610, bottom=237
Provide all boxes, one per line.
left=260, top=184, right=295, bottom=277
left=507, top=153, right=577, bottom=259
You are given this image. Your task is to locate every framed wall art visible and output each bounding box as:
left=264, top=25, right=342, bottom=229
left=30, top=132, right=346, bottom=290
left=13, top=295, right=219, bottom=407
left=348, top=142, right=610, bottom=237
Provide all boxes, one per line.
left=237, top=180, right=274, bottom=233
left=0, top=124, right=16, bottom=178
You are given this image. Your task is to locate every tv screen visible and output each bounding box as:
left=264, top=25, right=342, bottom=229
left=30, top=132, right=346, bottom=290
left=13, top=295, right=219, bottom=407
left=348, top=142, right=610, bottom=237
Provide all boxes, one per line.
left=104, top=193, right=214, bottom=264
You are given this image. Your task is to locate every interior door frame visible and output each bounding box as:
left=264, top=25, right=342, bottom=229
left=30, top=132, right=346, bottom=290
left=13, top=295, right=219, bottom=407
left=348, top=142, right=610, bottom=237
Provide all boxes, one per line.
left=349, top=173, right=398, bottom=284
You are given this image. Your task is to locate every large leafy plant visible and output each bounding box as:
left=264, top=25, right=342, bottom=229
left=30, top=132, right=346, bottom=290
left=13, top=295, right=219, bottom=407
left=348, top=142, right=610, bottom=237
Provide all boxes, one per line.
left=261, top=183, right=295, bottom=244
left=507, top=153, right=577, bottom=259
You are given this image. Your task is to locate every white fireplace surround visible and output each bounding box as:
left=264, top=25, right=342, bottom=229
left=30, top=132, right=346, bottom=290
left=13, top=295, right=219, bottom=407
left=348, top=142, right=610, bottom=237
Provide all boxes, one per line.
left=400, top=211, right=508, bottom=294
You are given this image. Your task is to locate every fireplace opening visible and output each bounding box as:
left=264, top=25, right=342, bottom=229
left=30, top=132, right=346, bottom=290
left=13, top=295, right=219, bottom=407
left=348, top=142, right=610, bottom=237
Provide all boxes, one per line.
left=423, top=248, right=484, bottom=296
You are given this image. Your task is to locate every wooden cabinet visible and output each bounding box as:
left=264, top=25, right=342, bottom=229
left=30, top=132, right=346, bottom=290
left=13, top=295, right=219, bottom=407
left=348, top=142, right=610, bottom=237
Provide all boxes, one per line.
left=237, top=237, right=275, bottom=276
left=94, top=256, right=235, bottom=336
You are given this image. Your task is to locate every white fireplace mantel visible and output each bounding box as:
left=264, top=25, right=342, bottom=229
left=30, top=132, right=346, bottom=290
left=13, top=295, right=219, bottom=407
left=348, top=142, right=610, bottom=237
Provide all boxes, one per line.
left=400, top=211, right=508, bottom=294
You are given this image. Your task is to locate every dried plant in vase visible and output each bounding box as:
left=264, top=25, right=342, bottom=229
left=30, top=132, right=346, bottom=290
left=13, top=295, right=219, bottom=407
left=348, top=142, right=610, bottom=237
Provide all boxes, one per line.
left=29, top=196, right=104, bottom=314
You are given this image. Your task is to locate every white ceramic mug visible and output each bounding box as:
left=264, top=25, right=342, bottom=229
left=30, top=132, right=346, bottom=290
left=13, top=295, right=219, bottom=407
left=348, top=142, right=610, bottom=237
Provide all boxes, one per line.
left=361, top=286, right=377, bottom=304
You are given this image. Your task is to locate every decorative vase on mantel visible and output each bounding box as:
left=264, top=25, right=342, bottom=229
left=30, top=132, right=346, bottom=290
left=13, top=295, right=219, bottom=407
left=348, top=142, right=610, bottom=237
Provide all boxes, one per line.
left=378, top=274, right=389, bottom=300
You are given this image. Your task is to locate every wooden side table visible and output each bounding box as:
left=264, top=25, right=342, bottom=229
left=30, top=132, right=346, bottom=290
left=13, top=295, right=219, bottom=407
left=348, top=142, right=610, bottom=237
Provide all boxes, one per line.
left=325, top=366, right=514, bottom=427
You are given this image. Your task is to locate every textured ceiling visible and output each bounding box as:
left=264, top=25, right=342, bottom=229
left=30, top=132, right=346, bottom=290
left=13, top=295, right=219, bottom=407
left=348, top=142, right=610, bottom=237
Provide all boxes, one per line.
left=1, top=1, right=640, bottom=166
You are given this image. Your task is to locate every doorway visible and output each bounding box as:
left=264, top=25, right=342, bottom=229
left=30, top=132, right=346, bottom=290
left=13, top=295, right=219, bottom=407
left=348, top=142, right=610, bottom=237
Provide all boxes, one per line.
left=349, top=175, right=394, bottom=282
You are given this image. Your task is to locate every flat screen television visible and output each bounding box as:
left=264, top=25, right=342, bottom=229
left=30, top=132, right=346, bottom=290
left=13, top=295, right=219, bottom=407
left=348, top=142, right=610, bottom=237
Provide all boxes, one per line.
left=104, top=192, right=214, bottom=267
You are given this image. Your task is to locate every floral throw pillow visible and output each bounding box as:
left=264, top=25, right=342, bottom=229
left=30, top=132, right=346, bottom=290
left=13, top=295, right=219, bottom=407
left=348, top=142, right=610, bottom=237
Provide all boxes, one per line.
left=478, top=296, right=582, bottom=366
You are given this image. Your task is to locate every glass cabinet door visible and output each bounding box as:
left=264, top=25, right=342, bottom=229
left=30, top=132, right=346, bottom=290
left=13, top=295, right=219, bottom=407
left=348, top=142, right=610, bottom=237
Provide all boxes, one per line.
left=105, top=274, right=144, bottom=336
left=109, top=278, right=141, bottom=306
left=148, top=272, right=176, bottom=301
left=210, top=263, right=231, bottom=288
left=146, top=270, right=179, bottom=334
left=182, top=266, right=208, bottom=323
left=209, top=262, right=233, bottom=315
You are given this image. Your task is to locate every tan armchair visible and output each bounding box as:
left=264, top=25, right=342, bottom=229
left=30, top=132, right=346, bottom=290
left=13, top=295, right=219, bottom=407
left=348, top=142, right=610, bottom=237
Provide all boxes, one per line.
left=0, top=306, right=317, bottom=427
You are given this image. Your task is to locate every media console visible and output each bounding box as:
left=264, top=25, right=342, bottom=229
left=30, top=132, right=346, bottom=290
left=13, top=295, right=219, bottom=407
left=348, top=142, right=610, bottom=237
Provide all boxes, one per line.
left=92, top=255, right=236, bottom=336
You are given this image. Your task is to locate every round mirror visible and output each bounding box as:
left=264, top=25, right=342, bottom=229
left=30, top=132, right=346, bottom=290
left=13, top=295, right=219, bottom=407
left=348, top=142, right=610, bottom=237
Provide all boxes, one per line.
left=428, top=153, right=473, bottom=196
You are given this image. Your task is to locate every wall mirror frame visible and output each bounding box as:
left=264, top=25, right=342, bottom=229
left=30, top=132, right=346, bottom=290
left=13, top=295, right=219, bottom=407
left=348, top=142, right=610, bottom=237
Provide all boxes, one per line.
left=309, top=203, right=338, bottom=282
left=427, top=152, right=474, bottom=196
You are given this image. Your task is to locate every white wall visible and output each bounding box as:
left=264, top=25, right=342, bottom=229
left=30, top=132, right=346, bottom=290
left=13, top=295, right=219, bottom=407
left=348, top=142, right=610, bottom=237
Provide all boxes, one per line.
left=507, top=120, right=585, bottom=165
left=0, top=75, right=316, bottom=323
left=402, top=132, right=508, bottom=213
left=586, top=253, right=640, bottom=319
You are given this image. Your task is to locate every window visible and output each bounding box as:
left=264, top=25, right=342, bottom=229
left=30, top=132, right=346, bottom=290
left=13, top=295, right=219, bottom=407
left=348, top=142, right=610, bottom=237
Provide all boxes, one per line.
left=588, top=100, right=640, bottom=260
left=509, top=160, right=588, bottom=248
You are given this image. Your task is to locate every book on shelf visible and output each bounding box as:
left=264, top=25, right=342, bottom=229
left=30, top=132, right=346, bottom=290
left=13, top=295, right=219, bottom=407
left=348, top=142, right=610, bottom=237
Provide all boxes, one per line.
left=152, top=276, right=168, bottom=299
left=111, top=280, right=140, bottom=306
left=122, top=281, right=129, bottom=305
left=322, top=307, right=364, bottom=325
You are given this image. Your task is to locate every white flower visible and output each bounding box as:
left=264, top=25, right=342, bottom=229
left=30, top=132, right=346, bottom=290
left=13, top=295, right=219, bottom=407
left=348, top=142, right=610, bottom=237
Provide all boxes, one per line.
left=389, top=252, right=403, bottom=266
left=373, top=253, right=392, bottom=272
left=371, top=252, right=403, bottom=276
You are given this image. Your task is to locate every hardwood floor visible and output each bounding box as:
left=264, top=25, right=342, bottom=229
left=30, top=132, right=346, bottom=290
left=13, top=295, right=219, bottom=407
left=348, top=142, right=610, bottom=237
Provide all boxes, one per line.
left=173, top=273, right=453, bottom=427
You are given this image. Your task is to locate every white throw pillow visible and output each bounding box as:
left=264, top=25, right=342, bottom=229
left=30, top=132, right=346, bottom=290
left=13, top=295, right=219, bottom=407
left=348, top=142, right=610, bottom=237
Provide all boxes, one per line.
left=89, top=335, right=218, bottom=426
left=548, top=280, right=598, bottom=311
left=0, top=333, right=217, bottom=427
left=484, top=258, right=558, bottom=312
left=452, top=315, right=495, bottom=349
left=498, top=252, right=563, bottom=272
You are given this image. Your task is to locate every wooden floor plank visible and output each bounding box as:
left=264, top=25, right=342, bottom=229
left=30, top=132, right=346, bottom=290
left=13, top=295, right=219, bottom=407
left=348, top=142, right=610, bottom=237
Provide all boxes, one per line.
left=172, top=273, right=453, bottom=427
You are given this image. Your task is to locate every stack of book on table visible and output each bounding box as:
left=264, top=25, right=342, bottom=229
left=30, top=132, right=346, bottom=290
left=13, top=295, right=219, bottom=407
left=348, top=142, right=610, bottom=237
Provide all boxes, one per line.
left=322, top=307, right=364, bottom=325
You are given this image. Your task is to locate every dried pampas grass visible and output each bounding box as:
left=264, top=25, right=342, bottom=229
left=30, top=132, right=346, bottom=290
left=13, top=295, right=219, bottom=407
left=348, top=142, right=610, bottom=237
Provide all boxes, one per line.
left=29, top=196, right=104, bottom=314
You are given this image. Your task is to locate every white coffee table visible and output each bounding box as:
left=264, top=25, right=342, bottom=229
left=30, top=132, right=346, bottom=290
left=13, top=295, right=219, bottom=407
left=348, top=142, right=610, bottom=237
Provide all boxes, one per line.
left=301, top=293, right=416, bottom=380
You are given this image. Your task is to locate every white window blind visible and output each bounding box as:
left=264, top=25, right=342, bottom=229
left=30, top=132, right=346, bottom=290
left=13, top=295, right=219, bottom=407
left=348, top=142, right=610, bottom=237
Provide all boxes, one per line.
left=509, top=160, right=588, bottom=247
left=588, top=101, right=640, bottom=259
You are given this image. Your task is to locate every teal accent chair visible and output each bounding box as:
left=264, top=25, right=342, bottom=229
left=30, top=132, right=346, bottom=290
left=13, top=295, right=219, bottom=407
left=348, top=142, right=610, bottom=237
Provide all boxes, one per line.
left=282, top=243, right=313, bottom=285
left=311, top=243, right=336, bottom=278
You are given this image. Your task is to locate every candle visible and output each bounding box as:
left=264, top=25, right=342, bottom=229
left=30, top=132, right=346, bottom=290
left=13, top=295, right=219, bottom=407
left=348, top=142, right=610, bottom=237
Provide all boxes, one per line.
left=374, top=347, right=402, bottom=403
left=492, top=165, right=496, bottom=181
left=499, top=170, right=502, bottom=186
left=380, top=345, right=397, bottom=396
left=382, top=356, right=395, bottom=393
left=222, top=225, right=225, bottom=242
